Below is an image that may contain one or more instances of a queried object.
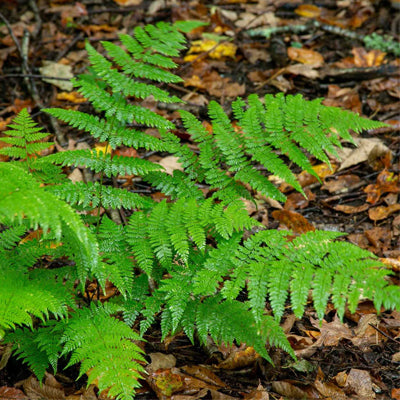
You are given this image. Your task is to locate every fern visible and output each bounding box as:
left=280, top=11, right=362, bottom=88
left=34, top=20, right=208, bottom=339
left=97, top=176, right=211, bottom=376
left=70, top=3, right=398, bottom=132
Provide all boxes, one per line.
left=61, top=303, right=146, bottom=400
left=1, top=19, right=398, bottom=400
left=0, top=108, right=52, bottom=164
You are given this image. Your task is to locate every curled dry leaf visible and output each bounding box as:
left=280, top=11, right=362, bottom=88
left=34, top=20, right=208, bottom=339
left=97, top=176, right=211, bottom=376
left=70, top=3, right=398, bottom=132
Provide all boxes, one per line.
left=345, top=369, right=375, bottom=399
left=338, top=138, right=391, bottom=171
left=272, top=380, right=319, bottom=399
left=287, top=47, right=324, bottom=67
left=321, top=174, right=361, bottom=194
left=22, top=374, right=65, bottom=400
left=333, top=204, right=369, bottom=214
left=147, top=352, right=176, bottom=372
left=368, top=204, right=400, bottom=221
left=215, top=345, right=260, bottom=370
left=0, top=387, right=27, bottom=400
left=272, top=209, right=315, bottom=234
left=243, top=384, right=269, bottom=400
left=313, top=379, right=347, bottom=400
left=180, top=365, right=226, bottom=388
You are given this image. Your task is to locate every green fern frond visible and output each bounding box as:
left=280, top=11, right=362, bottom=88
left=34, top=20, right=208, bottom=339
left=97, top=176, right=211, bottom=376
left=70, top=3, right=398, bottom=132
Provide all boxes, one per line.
left=126, top=212, right=155, bottom=274
left=49, top=181, right=154, bottom=210
left=0, top=163, right=99, bottom=282
left=61, top=303, right=146, bottom=400
left=0, top=109, right=52, bottom=164
left=0, top=270, right=71, bottom=333
left=44, top=108, right=168, bottom=151
left=6, top=321, right=64, bottom=381
left=144, top=170, right=204, bottom=200
left=86, top=42, right=181, bottom=103
left=178, top=93, right=387, bottom=202
left=44, top=149, right=162, bottom=177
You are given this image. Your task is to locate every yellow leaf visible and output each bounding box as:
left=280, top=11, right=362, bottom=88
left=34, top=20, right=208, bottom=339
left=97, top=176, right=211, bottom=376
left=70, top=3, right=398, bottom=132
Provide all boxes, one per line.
left=187, top=39, right=237, bottom=60
left=95, top=143, right=111, bottom=155
left=56, top=91, right=87, bottom=103
left=295, top=4, right=321, bottom=18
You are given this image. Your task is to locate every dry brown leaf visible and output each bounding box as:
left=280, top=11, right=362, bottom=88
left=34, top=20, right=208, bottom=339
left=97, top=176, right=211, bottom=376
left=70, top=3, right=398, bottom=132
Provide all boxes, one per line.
left=364, top=169, right=400, bottom=204
left=333, top=204, right=369, bottom=214
left=337, top=138, right=391, bottom=171
left=321, top=174, right=361, bottom=194
left=22, top=375, right=65, bottom=400
left=311, top=315, right=353, bottom=346
left=271, top=209, right=315, bottom=234
left=392, top=388, right=400, bottom=400
left=0, top=386, right=27, bottom=400
left=243, top=384, right=269, bottom=400
left=352, top=47, right=386, bottom=67
left=39, top=61, right=73, bottom=91
left=284, top=63, right=320, bottom=79
left=157, top=156, right=184, bottom=175
left=368, top=204, right=400, bottom=221
left=313, top=379, right=347, bottom=399
left=147, top=352, right=176, bottom=372
left=181, top=366, right=225, bottom=388
left=345, top=369, right=375, bottom=399
left=215, top=345, right=259, bottom=370
left=287, top=47, right=324, bottom=67
left=322, top=85, right=361, bottom=114
left=271, top=381, right=318, bottom=399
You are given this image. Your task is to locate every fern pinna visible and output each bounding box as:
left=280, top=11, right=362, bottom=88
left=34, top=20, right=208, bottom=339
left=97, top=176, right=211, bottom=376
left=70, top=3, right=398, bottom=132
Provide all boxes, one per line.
left=0, top=20, right=398, bottom=400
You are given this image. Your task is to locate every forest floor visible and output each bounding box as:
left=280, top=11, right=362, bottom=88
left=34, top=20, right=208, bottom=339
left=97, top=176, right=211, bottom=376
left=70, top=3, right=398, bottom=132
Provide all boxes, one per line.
left=0, top=0, right=399, bottom=399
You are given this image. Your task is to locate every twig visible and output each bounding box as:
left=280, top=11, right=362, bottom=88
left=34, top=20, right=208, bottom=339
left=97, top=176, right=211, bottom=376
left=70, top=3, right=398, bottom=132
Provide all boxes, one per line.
left=29, top=0, right=42, bottom=38
left=0, top=12, right=23, bottom=55
left=368, top=323, right=400, bottom=344
left=0, top=73, right=72, bottom=81
left=0, top=11, right=67, bottom=146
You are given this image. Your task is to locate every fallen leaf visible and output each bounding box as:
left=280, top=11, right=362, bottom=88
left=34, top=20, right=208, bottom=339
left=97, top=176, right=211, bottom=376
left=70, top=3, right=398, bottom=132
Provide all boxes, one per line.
left=181, top=366, right=225, bottom=387
left=147, top=352, right=176, bottom=372
left=0, top=387, right=27, bottom=400
left=186, top=39, right=237, bottom=60
left=364, top=169, right=400, bottom=204
left=345, top=369, right=375, bottom=399
left=392, top=388, right=400, bottom=400
left=295, top=4, right=322, bottom=18
left=333, top=204, right=369, bottom=214
left=368, top=204, right=400, bottom=221
left=94, top=142, right=112, bottom=155
left=313, top=379, right=347, bottom=400
left=113, top=0, right=142, bottom=5
left=352, top=47, right=386, bottom=67
left=147, top=368, right=184, bottom=397
left=243, top=384, right=269, bottom=400
left=56, top=91, right=87, bottom=103
left=311, top=315, right=353, bottom=346
left=272, top=209, right=315, bottom=234
left=157, top=156, right=183, bottom=175
left=215, top=345, right=260, bottom=370
left=39, top=61, right=73, bottom=91
left=351, top=314, right=385, bottom=348
left=22, top=374, right=65, bottom=400
left=271, top=381, right=319, bottom=399
left=322, top=174, right=361, bottom=194
left=322, top=85, right=361, bottom=114
left=337, top=138, right=391, bottom=171
left=284, top=63, right=320, bottom=79
left=287, top=47, right=324, bottom=67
